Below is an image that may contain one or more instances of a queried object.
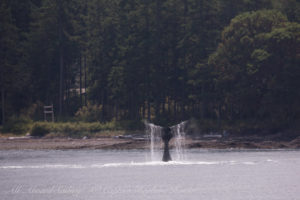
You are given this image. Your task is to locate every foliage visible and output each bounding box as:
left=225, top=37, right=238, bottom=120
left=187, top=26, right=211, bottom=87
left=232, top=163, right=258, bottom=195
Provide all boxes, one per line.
left=209, top=10, right=300, bottom=122
left=2, top=115, right=32, bottom=134
left=75, top=103, right=102, bottom=122
left=115, top=120, right=145, bottom=131
left=273, top=0, right=300, bottom=22
left=49, top=122, right=118, bottom=133
left=1, top=0, right=299, bottom=133
left=29, top=121, right=144, bottom=138
left=30, top=122, right=50, bottom=137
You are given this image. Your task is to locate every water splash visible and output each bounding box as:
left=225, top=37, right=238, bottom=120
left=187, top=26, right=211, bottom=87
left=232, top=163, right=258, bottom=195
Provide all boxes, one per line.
left=0, top=160, right=264, bottom=169
left=145, top=121, right=187, bottom=161
left=171, top=121, right=187, bottom=161
left=145, top=123, right=162, bottom=161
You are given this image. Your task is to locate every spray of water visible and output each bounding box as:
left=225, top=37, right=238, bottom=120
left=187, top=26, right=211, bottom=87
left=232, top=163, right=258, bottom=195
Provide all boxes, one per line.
left=171, top=121, right=187, bottom=161
left=145, top=121, right=187, bottom=161
left=145, top=123, right=163, bottom=161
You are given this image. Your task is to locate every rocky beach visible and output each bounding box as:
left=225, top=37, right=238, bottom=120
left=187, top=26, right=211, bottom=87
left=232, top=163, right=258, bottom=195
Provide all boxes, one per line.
left=1, top=134, right=300, bottom=150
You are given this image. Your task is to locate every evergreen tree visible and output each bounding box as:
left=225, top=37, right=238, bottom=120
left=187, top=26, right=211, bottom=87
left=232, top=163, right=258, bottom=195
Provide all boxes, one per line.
left=25, top=0, right=80, bottom=117
left=0, top=1, right=20, bottom=124
left=209, top=10, right=300, bottom=123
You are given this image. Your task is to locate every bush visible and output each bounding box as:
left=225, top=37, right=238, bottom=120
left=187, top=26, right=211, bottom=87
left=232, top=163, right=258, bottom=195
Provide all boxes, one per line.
left=20, top=101, right=44, bottom=120
left=75, top=103, right=102, bottom=122
left=27, top=120, right=144, bottom=138
left=31, top=123, right=50, bottom=137
left=2, top=115, right=32, bottom=134
left=116, top=120, right=144, bottom=130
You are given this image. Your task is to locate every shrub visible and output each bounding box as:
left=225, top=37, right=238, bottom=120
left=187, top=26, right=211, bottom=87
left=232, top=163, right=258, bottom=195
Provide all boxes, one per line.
left=2, top=115, right=32, bottom=134
left=116, top=120, right=144, bottom=130
left=75, top=103, right=102, bottom=122
left=31, top=123, right=50, bottom=137
left=28, top=120, right=144, bottom=138
left=20, top=101, right=44, bottom=120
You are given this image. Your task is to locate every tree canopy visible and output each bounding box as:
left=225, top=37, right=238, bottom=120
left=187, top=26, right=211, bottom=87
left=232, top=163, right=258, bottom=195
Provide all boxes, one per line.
left=0, top=0, right=299, bottom=131
left=209, top=10, right=300, bottom=123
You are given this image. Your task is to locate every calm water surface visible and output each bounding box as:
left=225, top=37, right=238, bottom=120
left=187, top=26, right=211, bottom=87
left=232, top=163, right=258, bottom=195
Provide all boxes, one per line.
left=0, top=149, right=299, bottom=200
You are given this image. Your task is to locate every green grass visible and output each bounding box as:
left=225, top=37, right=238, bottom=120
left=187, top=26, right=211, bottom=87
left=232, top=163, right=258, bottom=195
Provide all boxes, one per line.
left=0, top=119, right=145, bottom=137
left=29, top=121, right=144, bottom=138
left=1, top=116, right=298, bottom=138
left=1, top=116, right=32, bottom=135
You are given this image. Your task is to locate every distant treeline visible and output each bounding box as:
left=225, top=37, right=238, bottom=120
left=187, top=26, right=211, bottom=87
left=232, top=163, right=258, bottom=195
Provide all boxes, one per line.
left=0, top=0, right=299, bottom=128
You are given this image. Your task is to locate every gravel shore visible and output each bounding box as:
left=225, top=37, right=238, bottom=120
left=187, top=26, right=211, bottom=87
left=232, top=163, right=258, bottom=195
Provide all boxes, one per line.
left=1, top=135, right=300, bottom=150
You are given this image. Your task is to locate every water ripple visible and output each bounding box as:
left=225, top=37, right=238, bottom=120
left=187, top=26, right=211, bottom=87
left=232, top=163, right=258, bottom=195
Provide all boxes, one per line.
left=0, top=159, right=278, bottom=169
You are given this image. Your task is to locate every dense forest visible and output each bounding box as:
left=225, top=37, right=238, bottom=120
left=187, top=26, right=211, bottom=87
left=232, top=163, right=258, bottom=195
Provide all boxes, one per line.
left=1, top=0, right=300, bottom=131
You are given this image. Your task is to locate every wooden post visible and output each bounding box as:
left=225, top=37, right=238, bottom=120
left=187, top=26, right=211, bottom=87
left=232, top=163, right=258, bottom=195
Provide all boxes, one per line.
left=52, top=104, right=54, bottom=122
left=44, top=105, right=54, bottom=122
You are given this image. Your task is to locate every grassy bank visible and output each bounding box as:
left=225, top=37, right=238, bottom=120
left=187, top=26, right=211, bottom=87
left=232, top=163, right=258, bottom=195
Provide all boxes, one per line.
left=0, top=118, right=145, bottom=138
left=30, top=122, right=124, bottom=138
left=1, top=116, right=299, bottom=139
left=193, top=119, right=299, bottom=134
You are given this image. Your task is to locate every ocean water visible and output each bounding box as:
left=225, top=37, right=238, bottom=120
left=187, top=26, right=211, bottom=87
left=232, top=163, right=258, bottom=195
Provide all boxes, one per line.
left=0, top=149, right=299, bottom=200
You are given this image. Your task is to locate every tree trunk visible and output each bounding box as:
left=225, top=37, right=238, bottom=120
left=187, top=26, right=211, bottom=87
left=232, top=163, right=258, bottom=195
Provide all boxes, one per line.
left=147, top=100, right=151, bottom=120
left=101, top=93, right=105, bottom=121
left=162, top=97, right=166, bottom=115
left=173, top=100, right=177, bottom=119
left=155, top=101, right=160, bottom=119
left=1, top=88, right=4, bottom=125
left=115, top=104, right=119, bottom=120
left=79, top=54, right=82, bottom=107
left=59, top=46, right=64, bottom=117
left=65, top=64, right=69, bottom=114
left=167, top=98, right=171, bottom=115
left=58, top=14, right=64, bottom=117
left=201, top=86, right=205, bottom=119
left=144, top=2, right=151, bottom=121
left=142, top=102, right=146, bottom=119
left=84, top=54, right=87, bottom=106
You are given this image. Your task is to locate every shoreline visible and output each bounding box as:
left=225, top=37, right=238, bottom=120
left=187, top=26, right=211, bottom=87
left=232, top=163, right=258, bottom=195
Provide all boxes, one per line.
left=0, top=136, right=300, bottom=150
